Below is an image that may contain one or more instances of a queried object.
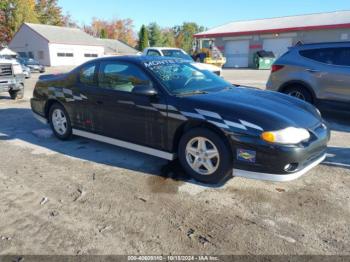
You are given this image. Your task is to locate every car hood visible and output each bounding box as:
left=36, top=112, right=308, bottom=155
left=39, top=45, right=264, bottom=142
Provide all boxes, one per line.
left=179, top=87, right=321, bottom=132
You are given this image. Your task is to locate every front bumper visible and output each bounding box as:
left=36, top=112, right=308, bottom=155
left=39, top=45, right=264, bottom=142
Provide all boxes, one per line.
left=230, top=122, right=330, bottom=182
left=233, top=153, right=326, bottom=182
left=0, top=80, right=23, bottom=93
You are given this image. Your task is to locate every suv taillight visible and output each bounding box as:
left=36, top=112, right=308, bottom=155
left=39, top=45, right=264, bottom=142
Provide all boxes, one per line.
left=271, top=65, right=284, bottom=73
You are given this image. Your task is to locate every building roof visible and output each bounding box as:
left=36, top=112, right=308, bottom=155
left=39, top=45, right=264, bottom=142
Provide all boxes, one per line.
left=195, top=10, right=350, bottom=38
left=96, top=38, right=138, bottom=54
left=24, top=23, right=104, bottom=46
left=0, top=47, right=17, bottom=56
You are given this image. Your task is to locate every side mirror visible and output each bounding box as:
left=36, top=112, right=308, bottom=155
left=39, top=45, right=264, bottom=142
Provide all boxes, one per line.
left=132, top=85, right=158, bottom=96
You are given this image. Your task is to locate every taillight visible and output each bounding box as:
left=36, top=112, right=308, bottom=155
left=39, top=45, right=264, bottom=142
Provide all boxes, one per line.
left=271, top=65, right=285, bottom=73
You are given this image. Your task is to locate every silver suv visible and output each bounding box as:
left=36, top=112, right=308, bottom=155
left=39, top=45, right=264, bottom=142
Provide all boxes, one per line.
left=266, top=42, right=350, bottom=110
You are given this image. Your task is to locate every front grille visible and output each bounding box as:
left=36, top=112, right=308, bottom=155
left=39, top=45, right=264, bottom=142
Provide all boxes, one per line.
left=0, top=64, right=13, bottom=77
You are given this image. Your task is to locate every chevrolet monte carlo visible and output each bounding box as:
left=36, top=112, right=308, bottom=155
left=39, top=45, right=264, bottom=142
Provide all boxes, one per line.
left=31, top=56, right=330, bottom=184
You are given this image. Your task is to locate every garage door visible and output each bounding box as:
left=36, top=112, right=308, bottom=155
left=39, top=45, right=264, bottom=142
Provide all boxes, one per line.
left=263, top=38, right=292, bottom=58
left=224, top=40, right=249, bottom=68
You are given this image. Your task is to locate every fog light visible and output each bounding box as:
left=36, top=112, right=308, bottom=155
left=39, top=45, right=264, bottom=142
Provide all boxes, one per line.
left=284, top=163, right=299, bottom=172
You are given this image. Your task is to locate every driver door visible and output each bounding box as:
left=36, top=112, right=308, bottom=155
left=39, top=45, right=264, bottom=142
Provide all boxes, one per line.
left=96, top=60, right=168, bottom=150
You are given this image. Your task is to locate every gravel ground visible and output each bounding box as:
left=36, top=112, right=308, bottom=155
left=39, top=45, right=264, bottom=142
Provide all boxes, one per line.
left=0, top=68, right=349, bottom=255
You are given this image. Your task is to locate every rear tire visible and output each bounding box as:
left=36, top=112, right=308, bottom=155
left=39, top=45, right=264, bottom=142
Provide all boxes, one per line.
left=49, top=103, right=72, bottom=140
left=283, top=85, right=313, bottom=104
left=178, top=128, right=233, bottom=184
left=9, top=86, right=24, bottom=100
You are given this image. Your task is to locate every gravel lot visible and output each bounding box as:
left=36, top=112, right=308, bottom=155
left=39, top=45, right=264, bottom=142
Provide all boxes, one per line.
left=0, top=68, right=349, bottom=255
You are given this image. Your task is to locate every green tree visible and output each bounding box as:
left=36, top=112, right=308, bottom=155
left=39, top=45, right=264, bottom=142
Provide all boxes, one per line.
left=174, top=22, right=205, bottom=53
left=100, top=28, right=107, bottom=39
left=0, top=0, right=38, bottom=44
left=161, top=29, right=176, bottom=47
left=35, top=0, right=64, bottom=26
left=138, top=25, right=149, bottom=51
left=148, top=22, right=163, bottom=47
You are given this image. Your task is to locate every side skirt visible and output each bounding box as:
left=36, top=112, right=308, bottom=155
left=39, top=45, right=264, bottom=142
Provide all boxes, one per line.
left=72, top=129, right=175, bottom=161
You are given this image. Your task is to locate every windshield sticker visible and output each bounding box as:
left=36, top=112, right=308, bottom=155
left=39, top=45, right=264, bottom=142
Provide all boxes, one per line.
left=144, top=59, right=184, bottom=68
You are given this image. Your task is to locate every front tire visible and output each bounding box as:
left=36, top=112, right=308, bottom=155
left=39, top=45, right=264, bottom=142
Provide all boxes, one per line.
left=49, top=103, right=72, bottom=140
left=9, top=86, right=24, bottom=100
left=283, top=85, right=313, bottom=104
left=178, top=128, right=233, bottom=184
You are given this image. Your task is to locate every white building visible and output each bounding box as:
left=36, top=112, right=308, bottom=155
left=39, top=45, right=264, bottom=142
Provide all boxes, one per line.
left=9, top=23, right=106, bottom=66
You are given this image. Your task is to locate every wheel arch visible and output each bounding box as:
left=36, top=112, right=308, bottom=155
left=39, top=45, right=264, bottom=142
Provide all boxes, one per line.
left=44, top=99, right=65, bottom=121
left=279, top=80, right=317, bottom=102
left=172, top=120, right=234, bottom=154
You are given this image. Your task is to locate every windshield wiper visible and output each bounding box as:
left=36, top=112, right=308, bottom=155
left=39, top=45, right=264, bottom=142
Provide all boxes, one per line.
left=177, top=90, right=209, bottom=96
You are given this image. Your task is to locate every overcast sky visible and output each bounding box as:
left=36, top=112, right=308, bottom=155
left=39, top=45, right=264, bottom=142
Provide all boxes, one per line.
left=58, top=0, right=350, bottom=30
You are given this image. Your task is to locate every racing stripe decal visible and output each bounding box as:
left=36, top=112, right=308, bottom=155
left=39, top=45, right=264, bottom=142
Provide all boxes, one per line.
left=46, top=87, right=264, bottom=132
left=181, top=112, right=206, bottom=120
left=48, top=87, right=88, bottom=103
left=195, top=109, right=222, bottom=120
left=239, top=120, right=263, bottom=131
left=224, top=120, right=247, bottom=130
left=208, top=120, right=230, bottom=129
left=168, top=113, right=188, bottom=121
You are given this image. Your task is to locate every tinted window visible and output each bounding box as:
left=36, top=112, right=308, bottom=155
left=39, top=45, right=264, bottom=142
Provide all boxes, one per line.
left=300, top=47, right=350, bottom=66
left=335, top=48, right=350, bottom=66
left=99, top=61, right=152, bottom=93
left=80, top=64, right=96, bottom=86
left=147, top=50, right=161, bottom=56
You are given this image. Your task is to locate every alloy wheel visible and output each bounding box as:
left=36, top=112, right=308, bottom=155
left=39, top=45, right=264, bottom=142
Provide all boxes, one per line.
left=52, top=109, right=68, bottom=135
left=185, top=137, right=220, bottom=176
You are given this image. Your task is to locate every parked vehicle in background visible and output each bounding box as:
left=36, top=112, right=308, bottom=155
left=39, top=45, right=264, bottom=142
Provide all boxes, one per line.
left=18, top=58, right=45, bottom=73
left=267, top=42, right=350, bottom=112
left=192, top=39, right=227, bottom=68
left=21, top=64, right=31, bottom=79
left=143, top=47, right=222, bottom=76
left=31, top=56, right=329, bottom=184
left=0, top=59, right=25, bottom=99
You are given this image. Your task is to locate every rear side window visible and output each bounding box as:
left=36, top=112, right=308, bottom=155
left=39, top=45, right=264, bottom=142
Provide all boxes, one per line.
left=79, top=64, right=96, bottom=86
left=300, top=47, right=350, bottom=66
left=147, top=50, right=161, bottom=56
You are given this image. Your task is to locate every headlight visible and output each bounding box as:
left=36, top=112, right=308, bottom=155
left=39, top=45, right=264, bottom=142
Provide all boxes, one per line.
left=12, top=64, right=23, bottom=75
left=261, top=127, right=310, bottom=144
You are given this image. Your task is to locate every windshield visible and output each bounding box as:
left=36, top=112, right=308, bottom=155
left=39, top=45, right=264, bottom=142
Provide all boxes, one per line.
left=162, top=50, right=193, bottom=61
left=144, top=60, right=231, bottom=95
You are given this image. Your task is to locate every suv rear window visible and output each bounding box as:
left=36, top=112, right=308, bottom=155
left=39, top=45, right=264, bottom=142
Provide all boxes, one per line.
left=300, top=47, right=350, bottom=66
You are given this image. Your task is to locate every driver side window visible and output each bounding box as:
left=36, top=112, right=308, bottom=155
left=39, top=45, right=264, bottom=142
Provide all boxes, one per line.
left=98, top=61, right=152, bottom=93
left=79, top=63, right=96, bottom=86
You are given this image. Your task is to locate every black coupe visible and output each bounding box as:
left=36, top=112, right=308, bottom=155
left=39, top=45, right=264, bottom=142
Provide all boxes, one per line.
left=31, top=56, right=330, bottom=184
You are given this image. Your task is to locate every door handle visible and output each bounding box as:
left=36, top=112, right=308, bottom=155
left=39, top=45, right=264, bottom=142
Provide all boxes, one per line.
left=306, top=69, right=320, bottom=74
